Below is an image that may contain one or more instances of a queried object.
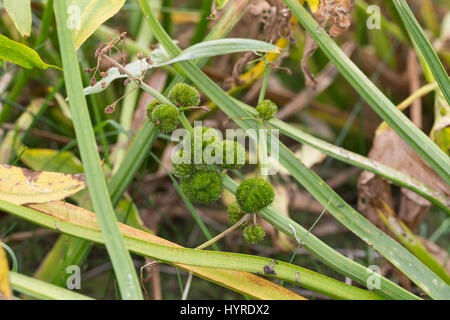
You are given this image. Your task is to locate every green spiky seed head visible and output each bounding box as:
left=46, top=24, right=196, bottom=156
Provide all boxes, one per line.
left=151, top=104, right=179, bottom=133
left=256, top=99, right=278, bottom=121
left=146, top=100, right=160, bottom=118
left=181, top=171, right=223, bottom=203
left=221, top=140, right=245, bottom=170
left=236, top=177, right=275, bottom=213
left=227, top=202, right=247, bottom=228
left=171, top=149, right=196, bottom=179
left=192, top=126, right=223, bottom=164
left=193, top=126, right=222, bottom=147
left=242, top=225, right=265, bottom=244
left=168, top=83, right=201, bottom=107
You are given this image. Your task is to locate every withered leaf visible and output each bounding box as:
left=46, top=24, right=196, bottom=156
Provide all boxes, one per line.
left=0, top=165, right=86, bottom=205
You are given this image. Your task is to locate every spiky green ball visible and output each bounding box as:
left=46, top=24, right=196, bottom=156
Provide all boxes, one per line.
left=227, top=202, right=247, bottom=228
left=150, top=104, right=179, bottom=133
left=181, top=171, right=223, bottom=203
left=191, top=126, right=222, bottom=164
left=256, top=99, right=278, bottom=121
left=168, top=83, right=201, bottom=107
left=171, top=149, right=196, bottom=179
left=221, top=140, right=245, bottom=170
left=242, top=225, right=265, bottom=244
left=236, top=177, right=275, bottom=213
left=146, top=100, right=160, bottom=118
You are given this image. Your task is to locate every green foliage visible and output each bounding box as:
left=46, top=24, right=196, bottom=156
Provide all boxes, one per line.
left=168, top=83, right=201, bottom=107
left=180, top=170, right=223, bottom=203
left=256, top=99, right=278, bottom=121
left=242, top=225, right=265, bottom=244
left=236, top=178, right=275, bottom=213
left=4, top=0, right=31, bottom=37
left=0, top=34, right=59, bottom=70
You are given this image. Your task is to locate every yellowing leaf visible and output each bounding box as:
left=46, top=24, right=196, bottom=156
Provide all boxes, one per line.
left=4, top=0, right=32, bottom=37
left=0, top=245, right=12, bottom=300
left=0, top=165, right=86, bottom=205
left=0, top=34, right=60, bottom=70
left=70, top=0, right=126, bottom=49
left=28, top=201, right=305, bottom=300
left=306, top=0, right=320, bottom=12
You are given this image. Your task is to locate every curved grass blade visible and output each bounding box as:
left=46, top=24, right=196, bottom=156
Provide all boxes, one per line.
left=83, top=38, right=278, bottom=96
left=392, top=0, right=450, bottom=105
left=0, top=199, right=386, bottom=300
left=137, top=0, right=448, bottom=299
left=283, top=0, right=450, bottom=185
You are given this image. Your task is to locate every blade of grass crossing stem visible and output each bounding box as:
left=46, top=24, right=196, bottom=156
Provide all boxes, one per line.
left=54, top=0, right=142, bottom=300
left=36, top=1, right=244, bottom=286
left=283, top=0, right=450, bottom=185
left=0, top=200, right=385, bottom=300
left=393, top=0, right=450, bottom=105
left=137, top=0, right=449, bottom=299
left=221, top=177, right=418, bottom=300
left=91, top=22, right=450, bottom=214
left=149, top=152, right=219, bottom=250
left=108, top=121, right=158, bottom=205
left=138, top=0, right=417, bottom=300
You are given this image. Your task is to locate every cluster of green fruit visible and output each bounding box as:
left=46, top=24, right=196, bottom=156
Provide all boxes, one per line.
left=171, top=125, right=245, bottom=203
left=147, top=83, right=276, bottom=244
left=170, top=126, right=275, bottom=244
left=147, top=83, right=201, bottom=133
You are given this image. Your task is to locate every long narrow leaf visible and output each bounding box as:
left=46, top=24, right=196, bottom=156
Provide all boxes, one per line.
left=138, top=0, right=448, bottom=299
left=283, top=0, right=450, bottom=185
left=10, top=272, right=93, bottom=300
left=83, top=38, right=279, bottom=96
left=53, top=0, right=142, bottom=300
left=0, top=199, right=386, bottom=300
left=393, top=0, right=450, bottom=105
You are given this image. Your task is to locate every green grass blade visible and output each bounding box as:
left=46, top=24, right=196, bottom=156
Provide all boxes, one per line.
left=393, top=0, right=450, bottom=105
left=0, top=200, right=385, bottom=300
left=137, top=0, right=449, bottom=299
left=10, top=272, right=94, bottom=300
left=221, top=176, right=418, bottom=300
left=267, top=108, right=449, bottom=214
left=108, top=120, right=158, bottom=205
left=283, top=0, right=450, bottom=185
left=53, top=0, right=142, bottom=300
left=35, top=1, right=247, bottom=288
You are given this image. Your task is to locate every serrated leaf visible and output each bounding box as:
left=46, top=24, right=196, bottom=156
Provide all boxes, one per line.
left=83, top=39, right=279, bottom=95
left=0, top=34, right=60, bottom=70
left=0, top=165, right=86, bottom=205
left=70, top=0, right=126, bottom=49
left=4, top=0, right=32, bottom=37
